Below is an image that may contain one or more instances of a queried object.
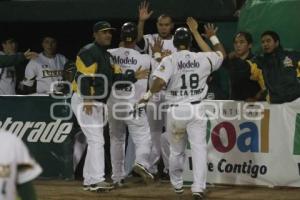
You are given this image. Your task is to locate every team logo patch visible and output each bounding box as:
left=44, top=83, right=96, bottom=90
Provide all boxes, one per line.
left=0, top=165, right=11, bottom=177
left=42, top=65, right=48, bottom=69
left=185, top=54, right=191, bottom=59
left=283, top=56, right=293, bottom=67
left=159, top=65, right=166, bottom=72
left=124, top=51, right=130, bottom=57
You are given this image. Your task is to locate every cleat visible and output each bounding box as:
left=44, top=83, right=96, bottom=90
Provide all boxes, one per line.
left=113, top=179, right=126, bottom=188
left=174, top=187, right=184, bottom=194
left=89, top=181, right=114, bottom=192
left=83, top=185, right=90, bottom=191
left=133, top=163, right=154, bottom=184
left=192, top=192, right=206, bottom=200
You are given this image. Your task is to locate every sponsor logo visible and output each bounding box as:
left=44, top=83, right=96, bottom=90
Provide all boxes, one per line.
left=206, top=109, right=270, bottom=153
left=178, top=60, right=200, bottom=70
left=0, top=118, right=73, bottom=143
left=42, top=69, right=63, bottom=78
left=112, top=56, right=137, bottom=65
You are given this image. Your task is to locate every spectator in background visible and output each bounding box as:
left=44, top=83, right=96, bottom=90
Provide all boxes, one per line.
left=0, top=38, right=37, bottom=95
left=245, top=31, right=300, bottom=103
left=0, top=38, right=18, bottom=94
left=20, top=35, right=67, bottom=94
left=226, top=32, right=261, bottom=101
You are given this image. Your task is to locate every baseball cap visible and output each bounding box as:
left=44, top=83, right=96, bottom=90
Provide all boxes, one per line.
left=93, top=21, right=115, bottom=32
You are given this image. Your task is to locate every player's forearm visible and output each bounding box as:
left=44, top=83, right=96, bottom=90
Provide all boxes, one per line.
left=137, top=20, right=145, bottom=42
left=209, top=35, right=227, bottom=58
left=17, top=181, right=37, bottom=200
left=191, top=31, right=212, bottom=52
left=150, top=77, right=166, bottom=94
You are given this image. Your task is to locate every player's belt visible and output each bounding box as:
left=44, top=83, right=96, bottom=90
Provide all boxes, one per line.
left=190, top=100, right=201, bottom=105
left=168, top=100, right=201, bottom=108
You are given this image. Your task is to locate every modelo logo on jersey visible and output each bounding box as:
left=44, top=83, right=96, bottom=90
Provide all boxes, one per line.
left=206, top=110, right=270, bottom=153
left=112, top=56, right=137, bottom=65
left=0, top=118, right=73, bottom=143
left=178, top=60, right=200, bottom=70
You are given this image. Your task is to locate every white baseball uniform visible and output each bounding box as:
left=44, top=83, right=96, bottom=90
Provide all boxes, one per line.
left=136, top=33, right=177, bottom=174
left=0, top=51, right=16, bottom=95
left=107, top=47, right=154, bottom=182
left=0, top=130, right=42, bottom=200
left=136, top=33, right=177, bottom=56
left=22, top=52, right=67, bottom=94
left=152, top=50, right=223, bottom=192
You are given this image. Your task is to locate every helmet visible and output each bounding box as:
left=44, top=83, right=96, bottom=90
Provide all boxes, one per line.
left=121, top=22, right=138, bottom=42
left=173, top=27, right=192, bottom=49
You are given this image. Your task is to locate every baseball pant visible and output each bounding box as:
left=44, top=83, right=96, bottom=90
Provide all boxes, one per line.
left=71, top=93, right=106, bottom=185
left=167, top=103, right=207, bottom=193
left=108, top=100, right=152, bottom=182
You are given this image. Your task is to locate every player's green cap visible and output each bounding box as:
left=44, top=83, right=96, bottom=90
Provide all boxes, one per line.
left=93, top=21, right=115, bottom=32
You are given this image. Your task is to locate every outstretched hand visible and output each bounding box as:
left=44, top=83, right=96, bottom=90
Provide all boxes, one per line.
left=186, top=17, right=198, bottom=34
left=135, top=66, right=150, bottom=80
left=24, top=49, right=38, bottom=60
left=139, top=1, right=153, bottom=22
left=203, top=23, right=218, bottom=38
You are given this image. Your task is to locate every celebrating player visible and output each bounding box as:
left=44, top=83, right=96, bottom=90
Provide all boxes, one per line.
left=138, top=26, right=225, bottom=200
left=71, top=21, right=149, bottom=192
left=107, top=22, right=160, bottom=186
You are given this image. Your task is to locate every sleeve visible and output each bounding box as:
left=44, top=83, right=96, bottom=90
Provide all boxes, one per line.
left=203, top=51, right=224, bottom=72
left=247, top=60, right=266, bottom=90
left=15, top=138, right=42, bottom=184
left=22, top=60, right=37, bottom=87
left=74, top=50, right=98, bottom=96
left=152, top=57, right=173, bottom=84
left=135, top=35, right=149, bottom=53
left=0, top=53, right=26, bottom=67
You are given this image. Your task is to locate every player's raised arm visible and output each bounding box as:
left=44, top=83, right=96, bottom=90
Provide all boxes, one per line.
left=137, top=1, right=153, bottom=42
left=186, top=17, right=212, bottom=52
left=203, top=23, right=227, bottom=58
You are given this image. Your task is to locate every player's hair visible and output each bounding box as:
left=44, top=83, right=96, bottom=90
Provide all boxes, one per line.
left=261, top=30, right=282, bottom=49
left=1, top=37, right=16, bottom=44
left=41, top=35, right=57, bottom=43
left=157, top=14, right=173, bottom=23
left=234, top=31, right=253, bottom=44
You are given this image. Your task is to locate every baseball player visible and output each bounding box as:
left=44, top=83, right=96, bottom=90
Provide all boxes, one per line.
left=0, top=38, right=38, bottom=94
left=20, top=36, right=67, bottom=94
left=138, top=27, right=225, bottom=200
left=71, top=21, right=149, bottom=192
left=137, top=1, right=177, bottom=56
left=136, top=1, right=178, bottom=178
left=0, top=38, right=18, bottom=94
left=0, top=130, right=42, bottom=200
left=107, top=22, right=159, bottom=185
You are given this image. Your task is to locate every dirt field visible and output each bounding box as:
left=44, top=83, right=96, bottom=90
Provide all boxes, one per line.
left=35, top=178, right=300, bottom=200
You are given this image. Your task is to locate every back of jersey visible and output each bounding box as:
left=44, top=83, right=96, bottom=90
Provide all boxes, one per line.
left=108, top=47, right=151, bottom=103
left=154, top=50, right=223, bottom=104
